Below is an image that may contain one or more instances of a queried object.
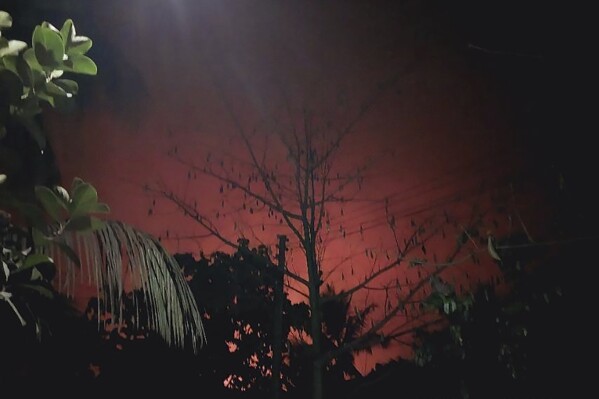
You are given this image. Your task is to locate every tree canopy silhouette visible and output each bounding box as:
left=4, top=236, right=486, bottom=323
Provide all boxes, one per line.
left=147, top=77, right=509, bottom=399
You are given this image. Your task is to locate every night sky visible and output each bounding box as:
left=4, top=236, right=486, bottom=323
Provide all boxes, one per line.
left=47, top=0, right=542, bottom=241
left=4, top=0, right=594, bottom=374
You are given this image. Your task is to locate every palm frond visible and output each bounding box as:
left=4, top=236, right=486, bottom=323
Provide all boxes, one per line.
left=45, top=220, right=206, bottom=353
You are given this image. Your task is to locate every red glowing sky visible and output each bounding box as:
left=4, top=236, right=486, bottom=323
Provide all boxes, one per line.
left=41, top=0, right=553, bottom=373
left=49, top=0, right=529, bottom=236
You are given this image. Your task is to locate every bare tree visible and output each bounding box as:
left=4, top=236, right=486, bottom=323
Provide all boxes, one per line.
left=147, top=81, right=500, bottom=399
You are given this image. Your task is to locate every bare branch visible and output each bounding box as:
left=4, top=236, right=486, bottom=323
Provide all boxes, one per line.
left=145, top=185, right=238, bottom=249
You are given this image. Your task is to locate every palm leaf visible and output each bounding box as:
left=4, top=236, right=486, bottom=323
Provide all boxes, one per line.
left=44, top=220, right=206, bottom=353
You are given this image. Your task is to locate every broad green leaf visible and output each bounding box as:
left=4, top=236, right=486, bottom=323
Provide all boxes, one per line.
left=90, top=202, right=110, bottom=213
left=69, top=201, right=110, bottom=216
left=59, top=19, right=73, bottom=46
left=32, top=26, right=65, bottom=69
left=0, top=11, right=12, bottom=29
left=15, top=52, right=33, bottom=86
left=54, top=78, right=78, bottom=96
left=45, top=80, right=68, bottom=97
left=70, top=182, right=98, bottom=217
left=40, top=22, right=60, bottom=33
left=60, top=19, right=93, bottom=55
left=66, top=215, right=106, bottom=232
left=71, top=181, right=97, bottom=203
left=12, top=253, right=53, bottom=275
left=23, top=253, right=53, bottom=268
left=35, top=185, right=68, bottom=222
left=90, top=216, right=106, bottom=230
left=67, top=38, right=92, bottom=56
left=48, top=69, right=64, bottom=80
left=44, top=79, right=77, bottom=107
left=36, top=88, right=56, bottom=107
left=30, top=267, right=43, bottom=281
left=65, top=215, right=92, bottom=231
left=23, top=48, right=41, bottom=69
left=0, top=39, right=26, bottom=57
left=62, top=54, right=96, bottom=75
left=1, top=54, right=20, bottom=75
left=71, top=177, right=85, bottom=191
left=22, top=48, right=46, bottom=89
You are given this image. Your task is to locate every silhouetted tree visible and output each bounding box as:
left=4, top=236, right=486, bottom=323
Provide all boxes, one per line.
left=148, top=79, right=504, bottom=399
left=179, top=244, right=315, bottom=397
left=84, top=243, right=307, bottom=397
left=86, top=242, right=384, bottom=397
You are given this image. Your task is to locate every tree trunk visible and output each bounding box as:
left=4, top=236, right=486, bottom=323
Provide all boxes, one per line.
left=272, top=235, right=287, bottom=399
left=312, top=358, right=324, bottom=399
left=306, top=244, right=323, bottom=399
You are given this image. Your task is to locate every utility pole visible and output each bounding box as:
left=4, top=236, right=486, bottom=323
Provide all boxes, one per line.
left=272, top=234, right=287, bottom=399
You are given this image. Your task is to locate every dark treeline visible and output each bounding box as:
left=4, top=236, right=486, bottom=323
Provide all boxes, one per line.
left=2, top=226, right=576, bottom=398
